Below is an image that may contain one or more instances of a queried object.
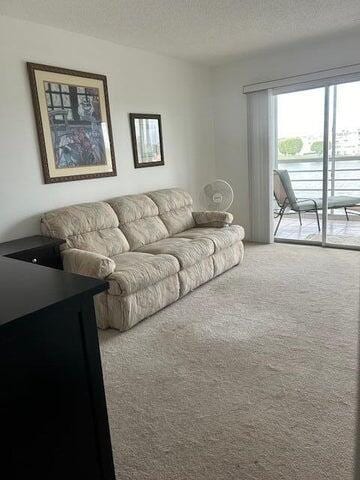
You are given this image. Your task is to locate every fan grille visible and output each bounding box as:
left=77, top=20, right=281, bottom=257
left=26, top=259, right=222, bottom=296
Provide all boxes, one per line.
left=201, top=180, right=233, bottom=211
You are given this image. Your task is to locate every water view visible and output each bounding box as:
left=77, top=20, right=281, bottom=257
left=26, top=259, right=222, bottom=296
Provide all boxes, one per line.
left=275, top=83, right=360, bottom=247
left=278, top=158, right=360, bottom=199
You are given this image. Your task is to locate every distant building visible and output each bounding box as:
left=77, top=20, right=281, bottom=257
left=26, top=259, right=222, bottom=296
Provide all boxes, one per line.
left=335, top=129, right=360, bottom=156
left=279, top=128, right=360, bottom=157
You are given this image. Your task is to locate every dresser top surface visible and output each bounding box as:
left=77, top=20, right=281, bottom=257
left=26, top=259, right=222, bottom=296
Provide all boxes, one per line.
left=0, top=256, right=107, bottom=326
left=0, top=235, right=64, bottom=256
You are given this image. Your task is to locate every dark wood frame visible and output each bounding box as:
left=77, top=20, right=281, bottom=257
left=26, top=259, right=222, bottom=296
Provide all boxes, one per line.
left=27, top=62, right=117, bottom=184
left=129, top=113, right=164, bottom=168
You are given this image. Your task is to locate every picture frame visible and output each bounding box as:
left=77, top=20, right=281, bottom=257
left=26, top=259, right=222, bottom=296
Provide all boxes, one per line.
left=27, top=62, right=117, bottom=183
left=129, top=113, right=164, bottom=168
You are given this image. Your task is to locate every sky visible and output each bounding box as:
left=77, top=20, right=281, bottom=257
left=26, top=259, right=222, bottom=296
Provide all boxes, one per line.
left=277, top=81, right=360, bottom=138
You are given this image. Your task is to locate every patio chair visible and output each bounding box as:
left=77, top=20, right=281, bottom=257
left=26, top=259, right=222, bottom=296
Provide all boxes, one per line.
left=273, top=169, right=360, bottom=235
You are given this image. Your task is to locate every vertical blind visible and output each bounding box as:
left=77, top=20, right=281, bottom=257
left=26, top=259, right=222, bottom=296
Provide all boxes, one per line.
left=245, top=64, right=360, bottom=244
left=247, top=90, right=275, bottom=243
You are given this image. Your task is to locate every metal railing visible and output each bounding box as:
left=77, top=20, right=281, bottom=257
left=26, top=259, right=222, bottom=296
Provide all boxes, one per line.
left=278, top=156, right=360, bottom=197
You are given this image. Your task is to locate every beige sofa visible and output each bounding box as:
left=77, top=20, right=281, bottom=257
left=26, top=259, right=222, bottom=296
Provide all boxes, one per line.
left=41, top=188, right=245, bottom=331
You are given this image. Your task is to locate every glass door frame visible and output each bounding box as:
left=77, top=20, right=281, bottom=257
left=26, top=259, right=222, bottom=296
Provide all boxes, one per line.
left=321, top=86, right=330, bottom=246
left=273, top=81, right=360, bottom=252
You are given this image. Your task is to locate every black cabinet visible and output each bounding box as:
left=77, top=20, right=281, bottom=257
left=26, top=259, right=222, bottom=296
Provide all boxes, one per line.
left=0, top=256, right=116, bottom=480
left=0, top=235, right=64, bottom=269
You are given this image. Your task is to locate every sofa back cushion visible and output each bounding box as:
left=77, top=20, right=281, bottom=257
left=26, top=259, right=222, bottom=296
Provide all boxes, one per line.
left=147, top=188, right=195, bottom=235
left=41, top=202, right=130, bottom=257
left=108, top=194, right=169, bottom=250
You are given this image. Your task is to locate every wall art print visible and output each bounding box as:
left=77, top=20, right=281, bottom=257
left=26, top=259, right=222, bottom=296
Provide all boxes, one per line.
left=27, top=63, right=116, bottom=183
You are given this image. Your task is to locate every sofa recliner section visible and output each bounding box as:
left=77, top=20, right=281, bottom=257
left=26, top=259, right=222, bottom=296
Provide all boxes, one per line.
left=108, top=194, right=169, bottom=250
left=108, top=253, right=179, bottom=296
left=41, top=188, right=245, bottom=331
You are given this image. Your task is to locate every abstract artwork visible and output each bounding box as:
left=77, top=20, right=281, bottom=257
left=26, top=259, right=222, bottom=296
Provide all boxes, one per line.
left=27, top=63, right=116, bottom=183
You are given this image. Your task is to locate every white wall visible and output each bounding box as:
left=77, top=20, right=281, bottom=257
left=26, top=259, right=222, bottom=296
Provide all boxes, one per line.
left=3, top=14, right=360, bottom=244
left=0, top=15, right=215, bottom=242
left=212, top=29, right=360, bottom=236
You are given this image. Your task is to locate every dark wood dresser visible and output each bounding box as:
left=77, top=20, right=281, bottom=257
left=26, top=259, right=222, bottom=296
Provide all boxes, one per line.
left=0, top=255, right=116, bottom=480
left=0, top=235, right=64, bottom=269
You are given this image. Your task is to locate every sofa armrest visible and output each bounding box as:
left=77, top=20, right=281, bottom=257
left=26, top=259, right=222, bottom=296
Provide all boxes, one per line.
left=62, top=249, right=116, bottom=279
left=192, top=211, right=233, bottom=228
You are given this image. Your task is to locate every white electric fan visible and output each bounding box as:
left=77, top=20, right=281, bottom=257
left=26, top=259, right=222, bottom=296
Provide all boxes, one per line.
left=199, top=180, right=234, bottom=211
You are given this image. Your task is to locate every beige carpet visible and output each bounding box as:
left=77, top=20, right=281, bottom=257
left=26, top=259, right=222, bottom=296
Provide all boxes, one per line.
left=99, top=243, right=360, bottom=480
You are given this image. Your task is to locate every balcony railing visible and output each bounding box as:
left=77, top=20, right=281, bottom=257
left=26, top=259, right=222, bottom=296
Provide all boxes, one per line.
left=277, top=155, right=360, bottom=198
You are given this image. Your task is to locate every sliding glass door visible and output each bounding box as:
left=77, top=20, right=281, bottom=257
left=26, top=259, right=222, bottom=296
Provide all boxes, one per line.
left=274, top=80, right=360, bottom=250
left=325, top=81, right=360, bottom=248
left=274, top=87, right=326, bottom=243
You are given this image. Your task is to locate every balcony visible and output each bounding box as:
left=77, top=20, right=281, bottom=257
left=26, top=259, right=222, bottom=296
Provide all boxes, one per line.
left=275, top=156, right=360, bottom=246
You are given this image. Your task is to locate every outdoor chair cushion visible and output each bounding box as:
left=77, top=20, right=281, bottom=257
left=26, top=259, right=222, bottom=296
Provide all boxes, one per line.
left=274, top=169, right=360, bottom=212
left=274, top=170, right=297, bottom=207
left=293, top=195, right=360, bottom=211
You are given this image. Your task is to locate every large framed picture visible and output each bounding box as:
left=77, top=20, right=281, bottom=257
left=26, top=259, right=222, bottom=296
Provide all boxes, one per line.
left=27, top=63, right=117, bottom=183
left=129, top=113, right=164, bottom=168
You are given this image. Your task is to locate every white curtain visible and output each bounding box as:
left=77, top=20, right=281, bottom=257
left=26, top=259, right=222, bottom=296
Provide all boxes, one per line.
left=247, top=89, right=275, bottom=243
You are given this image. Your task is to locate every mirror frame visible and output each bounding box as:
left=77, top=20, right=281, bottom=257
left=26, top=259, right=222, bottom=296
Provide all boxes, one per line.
left=129, top=113, right=165, bottom=168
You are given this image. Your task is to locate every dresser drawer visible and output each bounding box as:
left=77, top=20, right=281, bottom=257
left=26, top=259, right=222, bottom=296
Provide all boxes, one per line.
left=8, top=246, right=62, bottom=269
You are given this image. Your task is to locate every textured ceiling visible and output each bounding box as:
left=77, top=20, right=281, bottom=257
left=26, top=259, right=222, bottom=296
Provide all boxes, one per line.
left=1, top=0, right=360, bottom=65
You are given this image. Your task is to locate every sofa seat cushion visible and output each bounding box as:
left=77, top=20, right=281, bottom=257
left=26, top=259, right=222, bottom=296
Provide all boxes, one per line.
left=135, top=237, right=214, bottom=269
left=174, top=225, right=245, bottom=252
left=108, top=252, right=179, bottom=296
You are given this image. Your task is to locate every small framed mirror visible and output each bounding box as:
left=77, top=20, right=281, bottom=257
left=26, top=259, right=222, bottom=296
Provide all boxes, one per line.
left=129, top=113, right=164, bottom=168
